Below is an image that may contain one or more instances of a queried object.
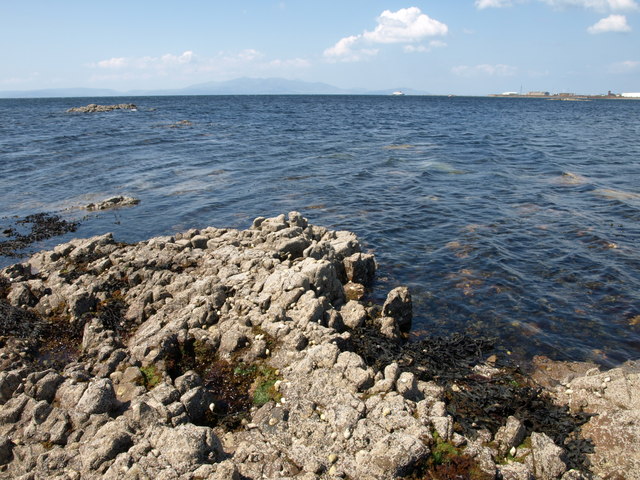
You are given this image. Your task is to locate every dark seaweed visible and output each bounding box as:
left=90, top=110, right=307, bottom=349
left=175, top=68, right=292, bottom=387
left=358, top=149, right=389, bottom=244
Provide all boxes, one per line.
left=349, top=322, right=594, bottom=472
left=0, top=213, right=78, bottom=256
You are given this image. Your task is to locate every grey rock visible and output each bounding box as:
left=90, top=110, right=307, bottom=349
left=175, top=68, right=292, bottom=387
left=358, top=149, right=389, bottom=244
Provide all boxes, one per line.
left=190, top=235, right=209, bottom=249
left=343, top=252, right=376, bottom=285
left=340, top=300, right=367, bottom=329
left=6, top=283, right=38, bottom=307
left=498, top=462, right=535, bottom=480
left=377, top=316, right=401, bottom=340
left=530, top=432, right=567, bottom=480
left=174, top=371, right=203, bottom=394
left=396, top=372, right=420, bottom=401
left=382, top=286, right=412, bottom=332
left=288, top=211, right=308, bottom=229
left=0, top=393, right=30, bottom=424
left=152, top=424, right=222, bottom=472
left=69, top=291, right=96, bottom=319
left=181, top=386, right=210, bottom=422
left=80, top=421, right=133, bottom=471
left=76, top=378, right=116, bottom=415
left=0, top=371, right=22, bottom=403
left=561, top=470, right=590, bottom=480
left=0, top=435, right=14, bottom=465
left=68, top=104, right=137, bottom=114
left=495, top=416, right=526, bottom=456
left=367, top=432, right=428, bottom=477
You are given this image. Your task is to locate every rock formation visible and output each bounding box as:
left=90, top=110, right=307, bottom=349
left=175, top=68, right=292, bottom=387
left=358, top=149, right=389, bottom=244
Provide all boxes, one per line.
left=66, top=104, right=137, bottom=113
left=0, top=212, right=636, bottom=479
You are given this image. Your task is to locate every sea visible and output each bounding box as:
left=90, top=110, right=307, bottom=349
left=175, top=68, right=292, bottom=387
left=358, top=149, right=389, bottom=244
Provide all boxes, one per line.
left=1, top=95, right=639, bottom=366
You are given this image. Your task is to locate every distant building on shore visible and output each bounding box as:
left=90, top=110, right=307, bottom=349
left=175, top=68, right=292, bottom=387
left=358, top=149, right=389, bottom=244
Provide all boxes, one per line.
left=527, top=91, right=550, bottom=96
left=622, top=92, right=640, bottom=98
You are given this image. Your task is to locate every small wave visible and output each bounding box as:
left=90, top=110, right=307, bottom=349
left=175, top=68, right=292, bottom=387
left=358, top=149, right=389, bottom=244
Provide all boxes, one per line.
left=383, top=144, right=415, bottom=150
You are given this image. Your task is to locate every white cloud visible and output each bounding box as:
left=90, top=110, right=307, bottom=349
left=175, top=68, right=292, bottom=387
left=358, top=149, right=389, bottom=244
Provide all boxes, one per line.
left=477, top=0, right=639, bottom=9
left=89, top=49, right=310, bottom=84
left=587, top=14, right=632, bottom=32
left=452, top=64, right=518, bottom=76
left=403, top=40, right=447, bottom=53
left=475, top=0, right=514, bottom=8
left=324, top=7, right=447, bottom=62
left=93, top=51, right=195, bottom=70
left=609, top=59, right=640, bottom=71
left=541, top=0, right=638, bottom=11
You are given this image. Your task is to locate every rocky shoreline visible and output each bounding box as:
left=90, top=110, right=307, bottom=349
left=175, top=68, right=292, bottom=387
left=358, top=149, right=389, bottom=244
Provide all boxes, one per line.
left=0, top=213, right=638, bottom=479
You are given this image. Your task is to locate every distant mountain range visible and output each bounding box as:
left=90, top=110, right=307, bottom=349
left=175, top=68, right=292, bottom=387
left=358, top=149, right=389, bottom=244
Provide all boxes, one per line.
left=0, top=77, right=430, bottom=98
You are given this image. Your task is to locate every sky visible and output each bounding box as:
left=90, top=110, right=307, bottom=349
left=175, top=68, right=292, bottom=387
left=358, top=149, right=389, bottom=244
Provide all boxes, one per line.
left=1, top=0, right=639, bottom=95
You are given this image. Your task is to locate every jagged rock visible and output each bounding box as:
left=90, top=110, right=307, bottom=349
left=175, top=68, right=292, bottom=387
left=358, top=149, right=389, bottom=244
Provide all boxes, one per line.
left=340, top=300, right=367, bottom=329
left=495, top=416, right=526, bottom=456
left=0, top=213, right=611, bottom=479
left=67, top=103, right=137, bottom=113
left=382, top=286, right=412, bottom=332
left=343, top=252, right=376, bottom=285
left=76, top=378, right=116, bottom=415
left=151, top=424, right=222, bottom=473
left=80, top=421, right=133, bottom=471
left=0, top=435, right=14, bottom=465
left=84, top=195, right=140, bottom=211
left=529, top=432, right=567, bottom=480
left=0, top=371, right=23, bottom=404
left=498, top=462, right=535, bottom=480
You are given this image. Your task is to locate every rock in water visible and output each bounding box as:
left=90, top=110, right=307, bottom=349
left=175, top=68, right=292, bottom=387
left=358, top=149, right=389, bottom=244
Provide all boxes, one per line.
left=66, top=103, right=137, bottom=113
left=382, top=286, right=413, bottom=332
left=84, top=195, right=140, bottom=211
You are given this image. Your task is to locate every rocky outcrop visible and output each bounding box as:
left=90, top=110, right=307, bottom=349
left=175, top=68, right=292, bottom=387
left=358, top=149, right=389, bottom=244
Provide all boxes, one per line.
left=531, top=356, right=640, bottom=479
left=66, top=104, right=137, bottom=113
left=84, top=196, right=140, bottom=211
left=0, top=212, right=630, bottom=479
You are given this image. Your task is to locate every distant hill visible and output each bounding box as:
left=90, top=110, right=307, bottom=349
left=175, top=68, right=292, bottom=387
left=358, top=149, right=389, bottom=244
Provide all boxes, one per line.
left=177, top=77, right=355, bottom=95
left=0, top=78, right=431, bottom=98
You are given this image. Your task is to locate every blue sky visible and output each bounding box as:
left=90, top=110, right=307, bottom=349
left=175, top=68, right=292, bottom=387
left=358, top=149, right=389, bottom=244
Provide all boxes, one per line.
left=1, top=0, right=638, bottom=95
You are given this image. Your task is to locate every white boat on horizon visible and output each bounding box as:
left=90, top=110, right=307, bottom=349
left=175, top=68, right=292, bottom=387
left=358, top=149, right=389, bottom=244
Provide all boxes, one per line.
left=391, top=91, right=405, bottom=96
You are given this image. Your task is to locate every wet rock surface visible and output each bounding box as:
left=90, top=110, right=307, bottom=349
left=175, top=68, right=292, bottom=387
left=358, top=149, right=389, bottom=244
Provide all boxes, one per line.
left=0, top=212, right=636, bottom=479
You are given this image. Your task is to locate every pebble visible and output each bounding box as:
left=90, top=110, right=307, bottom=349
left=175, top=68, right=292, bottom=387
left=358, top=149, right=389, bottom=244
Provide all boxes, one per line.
left=451, top=384, right=461, bottom=392
left=328, top=453, right=338, bottom=464
left=268, top=417, right=278, bottom=426
left=343, top=428, right=352, bottom=440
left=382, top=407, right=391, bottom=417
left=510, top=446, right=517, bottom=457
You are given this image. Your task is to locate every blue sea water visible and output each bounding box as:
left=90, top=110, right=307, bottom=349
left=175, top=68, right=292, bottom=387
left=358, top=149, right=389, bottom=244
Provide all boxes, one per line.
left=1, top=95, right=639, bottom=366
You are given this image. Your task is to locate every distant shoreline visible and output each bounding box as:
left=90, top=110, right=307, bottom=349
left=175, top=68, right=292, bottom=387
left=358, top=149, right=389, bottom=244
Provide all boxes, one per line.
left=488, top=93, right=640, bottom=100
